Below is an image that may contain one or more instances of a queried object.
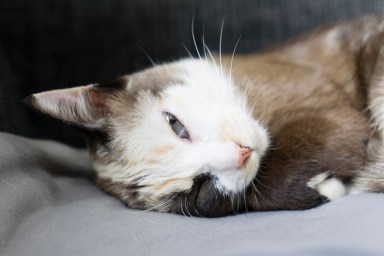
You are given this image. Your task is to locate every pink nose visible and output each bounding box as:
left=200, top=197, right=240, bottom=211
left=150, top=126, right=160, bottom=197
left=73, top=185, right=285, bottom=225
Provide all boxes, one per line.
left=236, top=144, right=253, bottom=168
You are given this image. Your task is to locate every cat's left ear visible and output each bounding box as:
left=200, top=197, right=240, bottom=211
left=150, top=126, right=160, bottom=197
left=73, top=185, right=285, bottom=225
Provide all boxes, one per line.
left=24, top=84, right=111, bottom=130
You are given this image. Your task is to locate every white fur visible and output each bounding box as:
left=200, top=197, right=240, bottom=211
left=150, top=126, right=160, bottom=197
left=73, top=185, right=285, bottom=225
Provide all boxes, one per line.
left=307, top=172, right=347, bottom=200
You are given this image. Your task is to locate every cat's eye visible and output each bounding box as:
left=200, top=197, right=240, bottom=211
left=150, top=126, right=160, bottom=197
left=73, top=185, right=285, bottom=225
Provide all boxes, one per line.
left=163, top=112, right=190, bottom=140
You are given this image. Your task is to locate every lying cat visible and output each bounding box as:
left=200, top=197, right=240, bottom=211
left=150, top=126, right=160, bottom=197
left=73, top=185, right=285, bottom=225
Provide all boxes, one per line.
left=26, top=15, right=384, bottom=217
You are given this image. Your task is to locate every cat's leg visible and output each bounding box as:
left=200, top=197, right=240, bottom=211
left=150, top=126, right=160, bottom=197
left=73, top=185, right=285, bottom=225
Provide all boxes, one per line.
left=247, top=110, right=367, bottom=211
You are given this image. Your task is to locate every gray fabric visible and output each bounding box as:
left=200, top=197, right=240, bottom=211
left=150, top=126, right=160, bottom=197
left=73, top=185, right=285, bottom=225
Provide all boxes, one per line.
left=1, top=132, right=384, bottom=255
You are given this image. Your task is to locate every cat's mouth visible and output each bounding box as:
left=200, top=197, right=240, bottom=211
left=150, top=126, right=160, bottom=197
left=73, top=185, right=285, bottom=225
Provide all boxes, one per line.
left=168, top=174, right=245, bottom=217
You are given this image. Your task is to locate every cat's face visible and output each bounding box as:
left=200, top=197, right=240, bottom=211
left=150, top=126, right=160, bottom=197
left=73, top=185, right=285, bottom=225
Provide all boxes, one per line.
left=27, top=59, right=269, bottom=217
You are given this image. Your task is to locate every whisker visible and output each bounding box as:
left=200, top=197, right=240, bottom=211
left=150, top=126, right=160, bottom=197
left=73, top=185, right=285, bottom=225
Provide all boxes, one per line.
left=136, top=44, right=156, bottom=66
left=154, top=201, right=171, bottom=212
left=194, top=206, right=201, bottom=216
left=250, top=181, right=259, bottom=208
left=203, top=42, right=221, bottom=78
left=142, top=196, right=174, bottom=213
left=254, top=176, right=272, bottom=191
left=230, top=36, right=242, bottom=88
left=184, top=196, right=192, bottom=217
left=202, top=26, right=207, bottom=60
left=249, top=100, right=258, bottom=115
left=242, top=79, right=251, bottom=110
left=219, top=17, right=225, bottom=79
left=230, top=193, right=237, bottom=214
left=191, top=15, right=202, bottom=61
left=252, top=178, right=269, bottom=205
left=182, top=43, right=194, bottom=58
left=243, top=189, right=249, bottom=213
left=180, top=200, right=186, bottom=217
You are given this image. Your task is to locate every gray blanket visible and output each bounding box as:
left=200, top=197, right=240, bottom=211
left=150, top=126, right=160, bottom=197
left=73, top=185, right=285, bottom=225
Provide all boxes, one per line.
left=1, top=132, right=384, bottom=256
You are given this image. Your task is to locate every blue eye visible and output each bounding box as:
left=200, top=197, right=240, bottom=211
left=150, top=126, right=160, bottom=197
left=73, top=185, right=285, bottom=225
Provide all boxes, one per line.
left=163, top=112, right=190, bottom=140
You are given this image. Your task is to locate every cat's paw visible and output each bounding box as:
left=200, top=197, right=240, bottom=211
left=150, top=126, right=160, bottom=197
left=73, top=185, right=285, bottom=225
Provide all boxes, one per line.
left=307, top=172, right=347, bottom=200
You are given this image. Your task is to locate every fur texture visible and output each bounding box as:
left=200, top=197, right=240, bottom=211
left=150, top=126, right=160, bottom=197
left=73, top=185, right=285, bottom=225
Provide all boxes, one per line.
left=26, top=15, right=384, bottom=217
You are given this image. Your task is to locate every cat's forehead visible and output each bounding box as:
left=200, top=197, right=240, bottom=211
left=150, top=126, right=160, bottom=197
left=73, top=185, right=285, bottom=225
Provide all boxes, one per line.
left=107, top=59, right=238, bottom=112
left=160, top=60, right=242, bottom=116
left=117, top=59, right=233, bottom=97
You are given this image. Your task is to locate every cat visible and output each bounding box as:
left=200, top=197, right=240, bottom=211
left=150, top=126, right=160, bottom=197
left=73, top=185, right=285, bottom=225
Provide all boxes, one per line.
left=25, top=15, right=384, bottom=217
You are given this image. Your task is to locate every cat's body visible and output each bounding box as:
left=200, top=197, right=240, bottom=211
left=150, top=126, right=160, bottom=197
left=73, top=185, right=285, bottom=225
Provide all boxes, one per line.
left=26, top=15, right=384, bottom=217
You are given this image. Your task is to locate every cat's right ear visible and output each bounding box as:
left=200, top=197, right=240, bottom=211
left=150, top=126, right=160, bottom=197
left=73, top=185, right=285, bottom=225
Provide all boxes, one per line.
left=24, top=84, right=111, bottom=131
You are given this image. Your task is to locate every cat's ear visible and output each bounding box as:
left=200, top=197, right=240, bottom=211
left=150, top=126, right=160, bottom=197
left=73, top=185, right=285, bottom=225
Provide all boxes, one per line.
left=24, top=84, right=111, bottom=130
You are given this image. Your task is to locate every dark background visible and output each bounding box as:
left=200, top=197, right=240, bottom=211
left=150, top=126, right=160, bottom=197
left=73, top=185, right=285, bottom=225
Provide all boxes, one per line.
left=1, top=0, right=384, bottom=147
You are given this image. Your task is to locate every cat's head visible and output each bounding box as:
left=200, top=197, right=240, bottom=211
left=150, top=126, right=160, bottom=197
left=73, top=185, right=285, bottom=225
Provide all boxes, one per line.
left=26, top=59, right=269, bottom=217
